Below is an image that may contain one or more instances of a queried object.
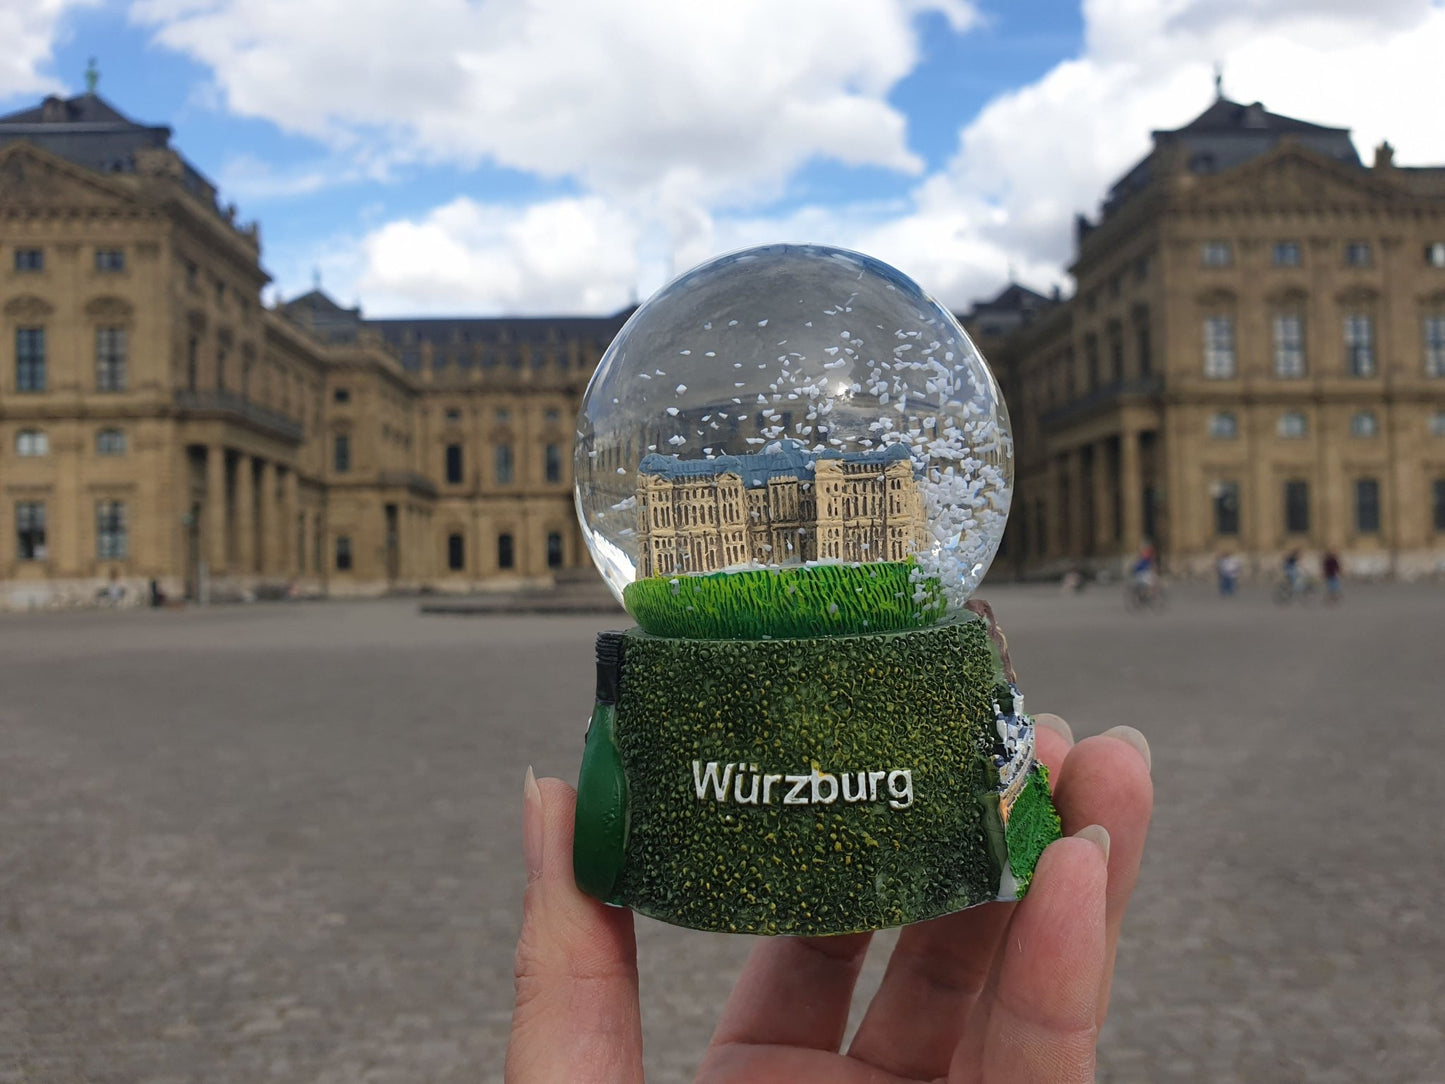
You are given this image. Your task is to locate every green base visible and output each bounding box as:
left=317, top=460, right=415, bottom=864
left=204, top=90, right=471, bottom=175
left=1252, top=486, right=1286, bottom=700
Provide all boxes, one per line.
left=575, top=615, right=1062, bottom=935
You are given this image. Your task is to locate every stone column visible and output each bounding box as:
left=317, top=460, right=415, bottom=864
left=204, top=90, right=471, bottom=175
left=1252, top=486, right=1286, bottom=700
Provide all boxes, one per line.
left=258, top=459, right=277, bottom=574
left=1092, top=439, right=1114, bottom=554
left=207, top=445, right=229, bottom=575
left=235, top=455, right=256, bottom=574
left=1119, top=428, right=1143, bottom=554
left=283, top=468, right=300, bottom=576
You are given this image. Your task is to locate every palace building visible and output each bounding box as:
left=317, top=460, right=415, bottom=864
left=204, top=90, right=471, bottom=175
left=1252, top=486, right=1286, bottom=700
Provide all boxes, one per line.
left=2, top=84, right=1443, bottom=608
left=634, top=441, right=925, bottom=576
left=982, top=92, right=1445, bottom=580
left=0, top=89, right=626, bottom=608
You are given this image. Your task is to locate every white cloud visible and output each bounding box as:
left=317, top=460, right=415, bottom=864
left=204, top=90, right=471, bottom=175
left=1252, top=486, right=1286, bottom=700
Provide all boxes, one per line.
left=132, top=0, right=977, bottom=210
left=346, top=195, right=642, bottom=316
left=215, top=0, right=1445, bottom=316
left=0, top=0, right=97, bottom=102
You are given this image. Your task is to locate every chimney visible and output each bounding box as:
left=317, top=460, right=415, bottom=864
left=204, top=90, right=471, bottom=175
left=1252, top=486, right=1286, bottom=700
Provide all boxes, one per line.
left=1373, top=141, right=1395, bottom=169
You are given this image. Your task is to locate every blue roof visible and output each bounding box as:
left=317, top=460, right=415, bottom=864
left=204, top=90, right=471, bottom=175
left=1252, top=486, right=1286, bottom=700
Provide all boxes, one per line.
left=638, top=439, right=915, bottom=488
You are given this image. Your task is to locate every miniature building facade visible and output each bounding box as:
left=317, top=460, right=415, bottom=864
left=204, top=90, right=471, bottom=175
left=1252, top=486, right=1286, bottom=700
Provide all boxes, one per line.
left=635, top=442, right=927, bottom=576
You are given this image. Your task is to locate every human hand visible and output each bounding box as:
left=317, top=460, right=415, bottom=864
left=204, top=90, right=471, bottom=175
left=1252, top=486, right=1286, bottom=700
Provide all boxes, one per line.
left=506, top=716, right=1153, bottom=1082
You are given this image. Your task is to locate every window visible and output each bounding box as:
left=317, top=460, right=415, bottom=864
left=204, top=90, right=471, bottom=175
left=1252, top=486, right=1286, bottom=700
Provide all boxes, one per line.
left=96, top=428, right=126, bottom=455
left=494, top=407, right=511, bottom=422
left=13, top=248, right=42, bottom=271
left=96, top=327, right=127, bottom=391
left=447, top=532, right=465, bottom=571
left=1203, top=315, right=1236, bottom=378
left=545, top=443, right=562, bottom=483
left=333, top=387, right=351, bottom=403
left=1272, top=313, right=1306, bottom=378
left=1432, top=412, right=1445, bottom=436
left=1106, top=322, right=1123, bottom=383
left=497, top=532, right=515, bottom=570
left=15, top=429, right=47, bottom=456
left=335, top=536, right=353, bottom=571
left=1350, top=410, right=1379, bottom=438
left=1427, top=242, right=1445, bottom=268
left=1134, top=253, right=1150, bottom=281
left=1213, top=482, right=1240, bottom=536
left=495, top=444, right=514, bottom=485
left=214, top=279, right=226, bottom=304
left=445, top=443, right=464, bottom=484
left=1134, top=309, right=1152, bottom=376
left=16, top=501, right=46, bottom=560
left=333, top=432, right=351, bottom=473
left=1344, top=314, right=1375, bottom=376
left=544, top=408, right=560, bottom=423
left=95, top=248, right=125, bottom=272
left=186, top=336, right=199, bottom=391
left=1435, top=479, right=1445, bottom=532
left=184, top=260, right=198, bottom=288
left=1278, top=412, right=1309, bottom=439
left=1084, top=334, right=1099, bottom=390
left=216, top=346, right=227, bottom=390
left=1355, top=478, right=1381, bottom=533
left=1284, top=481, right=1310, bottom=535
left=1425, top=315, right=1445, bottom=376
left=1209, top=411, right=1238, bottom=439
left=1273, top=241, right=1301, bottom=267
left=1344, top=241, right=1372, bottom=267
left=16, top=327, right=45, bottom=391
left=547, top=531, right=564, bottom=568
left=96, top=500, right=127, bottom=559
left=445, top=407, right=462, bottom=422
left=1201, top=241, right=1232, bottom=267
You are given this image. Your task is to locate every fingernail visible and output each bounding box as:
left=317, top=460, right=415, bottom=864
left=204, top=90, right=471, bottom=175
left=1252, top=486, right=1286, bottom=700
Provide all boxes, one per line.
left=1102, top=725, right=1151, bottom=772
left=523, top=766, right=544, bottom=881
left=1034, top=713, right=1074, bottom=745
left=1075, top=823, right=1111, bottom=862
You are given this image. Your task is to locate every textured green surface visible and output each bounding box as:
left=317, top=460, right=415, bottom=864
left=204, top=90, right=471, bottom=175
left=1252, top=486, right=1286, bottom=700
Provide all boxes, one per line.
left=1005, top=763, right=1063, bottom=896
left=622, top=561, right=945, bottom=640
left=607, top=617, right=1032, bottom=935
left=573, top=702, right=629, bottom=900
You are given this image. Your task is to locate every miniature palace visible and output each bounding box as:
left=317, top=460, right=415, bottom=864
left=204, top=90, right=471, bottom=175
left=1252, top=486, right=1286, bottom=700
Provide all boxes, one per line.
left=634, top=440, right=927, bottom=577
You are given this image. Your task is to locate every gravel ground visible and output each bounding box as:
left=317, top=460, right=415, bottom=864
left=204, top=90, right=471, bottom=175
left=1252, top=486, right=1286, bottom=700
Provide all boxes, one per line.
left=0, top=582, right=1441, bottom=1083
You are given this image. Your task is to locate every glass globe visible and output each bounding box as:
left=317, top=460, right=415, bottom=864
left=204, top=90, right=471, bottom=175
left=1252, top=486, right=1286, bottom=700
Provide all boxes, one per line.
left=575, top=243, right=1012, bottom=639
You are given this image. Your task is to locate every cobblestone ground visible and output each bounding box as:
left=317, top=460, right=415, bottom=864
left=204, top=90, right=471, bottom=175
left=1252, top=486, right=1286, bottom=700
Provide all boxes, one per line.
left=0, top=583, right=1442, bottom=1083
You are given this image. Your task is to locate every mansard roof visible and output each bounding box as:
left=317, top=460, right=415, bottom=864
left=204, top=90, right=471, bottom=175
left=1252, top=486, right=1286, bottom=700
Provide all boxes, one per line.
left=368, top=311, right=636, bottom=371
left=1101, top=95, right=1360, bottom=220
left=0, top=91, right=221, bottom=211
left=639, top=439, right=914, bottom=488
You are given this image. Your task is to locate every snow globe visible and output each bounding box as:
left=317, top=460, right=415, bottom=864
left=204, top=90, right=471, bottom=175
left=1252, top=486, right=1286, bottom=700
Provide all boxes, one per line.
left=573, top=244, right=1060, bottom=935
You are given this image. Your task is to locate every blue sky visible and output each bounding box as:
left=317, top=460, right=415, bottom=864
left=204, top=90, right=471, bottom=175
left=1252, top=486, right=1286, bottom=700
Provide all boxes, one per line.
left=3, top=1, right=1442, bottom=316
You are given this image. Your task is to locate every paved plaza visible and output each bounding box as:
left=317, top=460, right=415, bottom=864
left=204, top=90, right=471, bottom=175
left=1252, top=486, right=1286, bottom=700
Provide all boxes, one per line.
left=1, top=582, right=1442, bottom=1082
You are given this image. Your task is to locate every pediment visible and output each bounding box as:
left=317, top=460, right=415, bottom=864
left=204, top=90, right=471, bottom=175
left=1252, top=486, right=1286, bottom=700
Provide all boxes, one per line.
left=1182, top=146, right=1398, bottom=211
left=0, top=143, right=141, bottom=212
left=4, top=295, right=54, bottom=319
left=84, top=295, right=135, bottom=320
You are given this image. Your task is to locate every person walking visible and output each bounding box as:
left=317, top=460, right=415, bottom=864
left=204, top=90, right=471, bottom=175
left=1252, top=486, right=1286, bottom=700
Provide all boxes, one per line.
left=1215, top=551, right=1241, bottom=597
left=1322, top=550, right=1343, bottom=603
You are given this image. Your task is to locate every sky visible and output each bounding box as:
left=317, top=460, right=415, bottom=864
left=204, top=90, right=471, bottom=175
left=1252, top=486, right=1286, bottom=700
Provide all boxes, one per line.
left=2, top=0, right=1443, bottom=317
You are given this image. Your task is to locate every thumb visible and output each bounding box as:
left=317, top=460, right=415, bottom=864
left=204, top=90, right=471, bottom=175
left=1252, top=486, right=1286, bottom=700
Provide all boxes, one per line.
left=505, top=771, right=644, bottom=1083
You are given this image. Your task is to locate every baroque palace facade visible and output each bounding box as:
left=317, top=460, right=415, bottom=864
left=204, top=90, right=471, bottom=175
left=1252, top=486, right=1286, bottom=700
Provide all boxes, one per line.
left=0, top=90, right=625, bottom=607
left=982, top=93, right=1445, bottom=579
left=2, top=87, right=1443, bottom=607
